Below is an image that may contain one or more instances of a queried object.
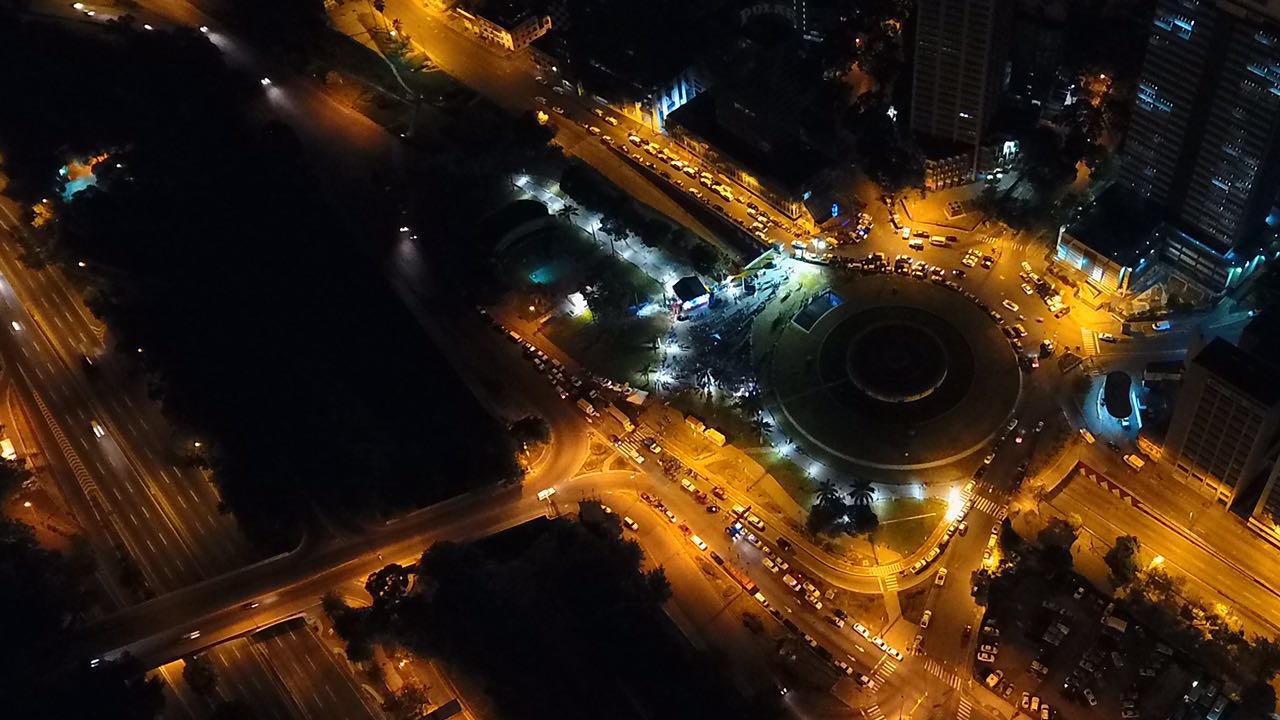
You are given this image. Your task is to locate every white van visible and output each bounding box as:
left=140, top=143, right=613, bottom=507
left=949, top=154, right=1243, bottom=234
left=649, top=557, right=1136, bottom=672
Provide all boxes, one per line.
left=908, top=238, right=925, bottom=251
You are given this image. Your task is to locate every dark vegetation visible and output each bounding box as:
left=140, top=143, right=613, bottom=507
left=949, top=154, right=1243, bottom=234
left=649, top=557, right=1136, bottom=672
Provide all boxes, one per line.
left=0, top=15, right=524, bottom=550
left=0, top=514, right=163, bottom=716
left=326, top=512, right=780, bottom=720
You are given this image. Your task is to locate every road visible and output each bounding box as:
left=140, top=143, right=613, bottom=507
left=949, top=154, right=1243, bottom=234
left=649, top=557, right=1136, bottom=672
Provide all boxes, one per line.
left=0, top=198, right=253, bottom=599
left=156, top=617, right=377, bottom=720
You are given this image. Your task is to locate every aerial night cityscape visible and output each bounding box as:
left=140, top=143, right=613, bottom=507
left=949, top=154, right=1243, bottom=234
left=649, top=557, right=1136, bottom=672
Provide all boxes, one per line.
left=5, top=0, right=1280, bottom=718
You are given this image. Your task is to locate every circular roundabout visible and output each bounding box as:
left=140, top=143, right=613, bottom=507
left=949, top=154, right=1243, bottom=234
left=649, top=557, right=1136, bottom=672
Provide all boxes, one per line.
left=764, top=273, right=1021, bottom=471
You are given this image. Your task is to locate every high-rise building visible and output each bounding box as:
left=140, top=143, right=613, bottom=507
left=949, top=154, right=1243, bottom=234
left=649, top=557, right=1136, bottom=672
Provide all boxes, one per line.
left=1164, top=337, right=1280, bottom=507
left=910, top=0, right=1011, bottom=147
left=1121, top=0, right=1280, bottom=251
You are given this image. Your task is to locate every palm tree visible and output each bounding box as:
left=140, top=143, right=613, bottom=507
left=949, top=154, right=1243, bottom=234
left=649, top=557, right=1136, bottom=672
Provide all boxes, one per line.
left=815, top=479, right=842, bottom=507
left=750, top=412, right=773, bottom=443
left=555, top=204, right=579, bottom=225
left=847, top=478, right=875, bottom=507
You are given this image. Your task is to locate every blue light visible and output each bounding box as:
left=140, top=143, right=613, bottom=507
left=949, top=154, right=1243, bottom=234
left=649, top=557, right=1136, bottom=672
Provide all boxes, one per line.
left=831, top=203, right=840, bottom=217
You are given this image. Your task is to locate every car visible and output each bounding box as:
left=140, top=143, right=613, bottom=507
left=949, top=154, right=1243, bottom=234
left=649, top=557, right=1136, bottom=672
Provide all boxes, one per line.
left=935, top=568, right=948, bottom=586
left=689, top=535, right=708, bottom=551
left=1035, top=420, right=1045, bottom=433
left=627, top=134, right=643, bottom=146
left=872, top=636, right=888, bottom=651
left=91, top=420, right=106, bottom=438
left=1083, top=688, right=1097, bottom=706
left=242, top=601, right=260, bottom=610
left=1099, top=332, right=1117, bottom=342
left=980, top=643, right=999, bottom=654
left=1054, top=306, right=1071, bottom=319
left=833, top=659, right=854, bottom=675
left=712, top=486, right=727, bottom=500
left=806, top=595, right=824, bottom=610
left=982, top=626, right=1001, bottom=639
left=958, top=522, right=968, bottom=536
left=647, top=440, right=662, bottom=454
left=587, top=125, right=601, bottom=135
left=552, top=106, right=565, bottom=115
left=535, top=75, right=548, bottom=85
left=853, top=623, right=871, bottom=638
left=1121, top=711, right=1139, bottom=719
left=887, top=647, right=904, bottom=661
left=622, top=516, right=639, bottom=531
left=1022, top=283, right=1035, bottom=295
left=985, top=670, right=1004, bottom=688
left=551, top=85, right=567, bottom=95
left=981, top=255, right=995, bottom=269
left=182, top=630, right=201, bottom=640
left=534, top=96, right=548, bottom=105
left=259, top=77, right=272, bottom=86
left=705, top=504, right=720, bottom=514
left=920, top=610, right=932, bottom=628
left=782, top=574, right=800, bottom=591
left=664, top=510, right=677, bottom=524
left=801, top=580, right=819, bottom=596
left=1005, top=418, right=1019, bottom=432
left=983, top=452, right=995, bottom=465
left=977, top=651, right=997, bottom=663
left=1001, top=298, right=1020, bottom=312
left=1152, top=320, right=1172, bottom=331
left=828, top=614, right=846, bottom=629
left=762, top=557, right=779, bottom=573
left=1040, top=705, right=1051, bottom=720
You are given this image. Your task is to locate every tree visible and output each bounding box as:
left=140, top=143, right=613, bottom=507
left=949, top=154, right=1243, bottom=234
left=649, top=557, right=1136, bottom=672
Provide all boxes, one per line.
left=599, top=215, right=628, bottom=257
left=555, top=204, right=578, bottom=226
left=807, top=480, right=848, bottom=536
left=0, top=456, right=32, bottom=505
left=1104, top=535, right=1141, bottom=586
left=645, top=567, right=672, bottom=602
left=182, top=654, right=218, bottom=697
left=366, top=563, right=411, bottom=609
left=847, top=504, right=879, bottom=535
left=383, top=683, right=431, bottom=720
left=509, top=415, right=551, bottom=447
left=847, top=478, right=875, bottom=507
left=1239, top=681, right=1277, bottom=719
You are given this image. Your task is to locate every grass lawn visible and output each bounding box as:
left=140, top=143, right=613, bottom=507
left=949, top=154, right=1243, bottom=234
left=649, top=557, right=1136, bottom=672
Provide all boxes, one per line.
left=872, top=497, right=947, bottom=557
left=544, top=313, right=664, bottom=385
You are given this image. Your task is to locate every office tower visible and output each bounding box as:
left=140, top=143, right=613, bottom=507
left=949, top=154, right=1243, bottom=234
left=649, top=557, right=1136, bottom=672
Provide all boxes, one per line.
left=1122, top=0, right=1280, bottom=250
left=910, top=0, right=1011, bottom=146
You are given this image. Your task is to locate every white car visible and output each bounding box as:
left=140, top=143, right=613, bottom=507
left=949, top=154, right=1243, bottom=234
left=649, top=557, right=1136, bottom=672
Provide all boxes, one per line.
left=1021, top=283, right=1035, bottom=295
left=689, top=535, right=707, bottom=551
left=664, top=510, right=677, bottom=524
left=622, top=516, right=639, bottom=531
left=853, top=622, right=870, bottom=639
left=762, top=557, right=779, bottom=573
left=920, top=610, right=932, bottom=628
left=91, top=420, right=106, bottom=438
left=934, top=568, right=948, bottom=586
left=1001, top=299, right=1020, bottom=313
left=977, top=651, right=997, bottom=663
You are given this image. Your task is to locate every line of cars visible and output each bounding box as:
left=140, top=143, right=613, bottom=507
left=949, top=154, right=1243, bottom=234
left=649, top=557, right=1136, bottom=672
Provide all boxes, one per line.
left=607, top=133, right=805, bottom=245
left=902, top=484, right=978, bottom=577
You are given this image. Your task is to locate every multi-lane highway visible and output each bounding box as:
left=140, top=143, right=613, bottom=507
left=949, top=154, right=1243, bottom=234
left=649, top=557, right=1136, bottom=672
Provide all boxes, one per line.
left=0, top=198, right=254, bottom=599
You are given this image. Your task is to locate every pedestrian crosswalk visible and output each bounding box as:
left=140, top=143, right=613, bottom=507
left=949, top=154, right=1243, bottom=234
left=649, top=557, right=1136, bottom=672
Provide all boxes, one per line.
left=1081, top=327, right=1100, bottom=355
left=958, top=695, right=974, bottom=720
left=882, top=573, right=900, bottom=592
left=970, top=495, right=1006, bottom=519
left=871, top=658, right=898, bottom=689
left=864, top=703, right=885, bottom=720
left=921, top=657, right=963, bottom=689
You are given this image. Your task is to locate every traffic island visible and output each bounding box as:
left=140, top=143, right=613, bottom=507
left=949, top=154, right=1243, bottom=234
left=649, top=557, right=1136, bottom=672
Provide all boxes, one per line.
left=762, top=273, right=1021, bottom=473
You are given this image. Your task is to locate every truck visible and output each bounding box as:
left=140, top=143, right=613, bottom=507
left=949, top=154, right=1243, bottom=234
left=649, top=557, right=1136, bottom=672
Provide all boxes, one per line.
left=722, top=561, right=759, bottom=594
left=1123, top=454, right=1146, bottom=471
left=704, top=428, right=726, bottom=446
left=606, top=404, right=634, bottom=432
left=0, top=438, right=15, bottom=461
left=575, top=398, right=597, bottom=417
left=686, top=415, right=707, bottom=433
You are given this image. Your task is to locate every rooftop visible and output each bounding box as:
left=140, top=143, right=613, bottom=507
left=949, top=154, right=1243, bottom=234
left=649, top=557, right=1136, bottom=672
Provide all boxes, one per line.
left=1193, top=337, right=1280, bottom=407
left=1064, top=184, right=1164, bottom=267
left=673, top=276, right=710, bottom=303
left=668, top=91, right=828, bottom=195
left=464, top=0, right=544, bottom=30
